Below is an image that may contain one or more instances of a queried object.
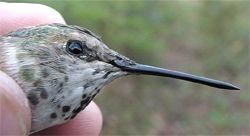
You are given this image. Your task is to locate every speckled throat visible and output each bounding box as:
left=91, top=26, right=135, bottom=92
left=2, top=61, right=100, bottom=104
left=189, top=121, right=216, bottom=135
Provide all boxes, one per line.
left=0, top=24, right=127, bottom=132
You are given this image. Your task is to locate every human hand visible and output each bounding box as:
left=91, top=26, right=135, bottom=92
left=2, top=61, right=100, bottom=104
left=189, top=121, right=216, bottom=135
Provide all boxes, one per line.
left=0, top=2, right=102, bottom=135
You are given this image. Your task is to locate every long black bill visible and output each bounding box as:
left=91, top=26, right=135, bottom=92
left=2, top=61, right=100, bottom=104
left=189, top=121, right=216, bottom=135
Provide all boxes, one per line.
left=111, top=60, right=239, bottom=90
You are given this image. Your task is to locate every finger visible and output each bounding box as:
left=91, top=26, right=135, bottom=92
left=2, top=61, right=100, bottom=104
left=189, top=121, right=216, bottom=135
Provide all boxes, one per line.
left=32, top=101, right=103, bottom=136
left=0, top=2, right=65, bottom=35
left=0, top=71, right=31, bottom=135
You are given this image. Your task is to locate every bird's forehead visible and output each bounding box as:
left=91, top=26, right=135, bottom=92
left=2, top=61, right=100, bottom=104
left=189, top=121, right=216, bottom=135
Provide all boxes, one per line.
left=55, top=24, right=101, bottom=41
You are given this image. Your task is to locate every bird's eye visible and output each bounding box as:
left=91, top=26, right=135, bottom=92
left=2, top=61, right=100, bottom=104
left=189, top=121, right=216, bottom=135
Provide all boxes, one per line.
left=66, top=40, right=83, bottom=55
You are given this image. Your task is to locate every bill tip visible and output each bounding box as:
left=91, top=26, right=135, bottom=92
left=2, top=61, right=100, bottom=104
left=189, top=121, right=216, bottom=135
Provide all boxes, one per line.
left=232, top=86, right=240, bottom=90
left=224, top=84, right=240, bottom=90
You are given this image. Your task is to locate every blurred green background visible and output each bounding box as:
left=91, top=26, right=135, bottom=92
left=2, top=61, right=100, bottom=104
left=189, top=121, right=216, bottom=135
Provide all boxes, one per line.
left=6, top=0, right=250, bottom=135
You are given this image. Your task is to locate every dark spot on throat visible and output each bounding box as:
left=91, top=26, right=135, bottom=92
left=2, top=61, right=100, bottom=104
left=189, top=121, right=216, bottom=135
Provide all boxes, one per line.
left=64, top=76, right=69, bottom=82
left=59, top=82, right=64, bottom=88
left=41, top=68, right=49, bottom=78
left=33, top=80, right=42, bottom=87
left=82, top=94, right=87, bottom=99
left=103, top=71, right=112, bottom=79
left=40, top=88, right=48, bottom=99
left=62, top=106, right=71, bottom=112
left=50, top=113, right=57, bottom=119
left=27, top=92, right=39, bottom=105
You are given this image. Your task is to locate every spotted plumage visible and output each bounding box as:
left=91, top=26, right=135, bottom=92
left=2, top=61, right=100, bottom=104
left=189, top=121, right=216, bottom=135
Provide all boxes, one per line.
left=0, top=24, right=127, bottom=132
left=0, top=23, right=239, bottom=133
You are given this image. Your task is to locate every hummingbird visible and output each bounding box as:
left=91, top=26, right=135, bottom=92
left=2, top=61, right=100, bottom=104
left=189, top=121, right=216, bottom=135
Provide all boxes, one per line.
left=0, top=23, right=239, bottom=133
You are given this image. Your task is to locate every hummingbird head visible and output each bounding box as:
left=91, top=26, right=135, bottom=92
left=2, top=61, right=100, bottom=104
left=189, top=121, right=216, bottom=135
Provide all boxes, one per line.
left=45, top=24, right=240, bottom=90
left=37, top=24, right=240, bottom=90
left=2, top=23, right=239, bottom=132
left=35, top=24, right=135, bottom=89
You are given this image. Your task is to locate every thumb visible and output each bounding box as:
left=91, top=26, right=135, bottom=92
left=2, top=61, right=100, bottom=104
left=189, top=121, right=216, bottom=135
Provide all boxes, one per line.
left=0, top=71, right=31, bottom=135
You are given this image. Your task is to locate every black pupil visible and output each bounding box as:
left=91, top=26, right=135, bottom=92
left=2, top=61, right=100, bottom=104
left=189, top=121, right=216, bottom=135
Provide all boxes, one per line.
left=67, top=41, right=83, bottom=55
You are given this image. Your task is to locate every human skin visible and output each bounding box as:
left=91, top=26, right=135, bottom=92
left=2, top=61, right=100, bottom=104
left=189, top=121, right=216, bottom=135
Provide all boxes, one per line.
left=0, top=2, right=102, bottom=135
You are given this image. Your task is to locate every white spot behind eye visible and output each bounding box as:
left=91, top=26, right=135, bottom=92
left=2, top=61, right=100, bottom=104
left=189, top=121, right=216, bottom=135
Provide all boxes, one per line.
left=79, top=56, right=87, bottom=59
